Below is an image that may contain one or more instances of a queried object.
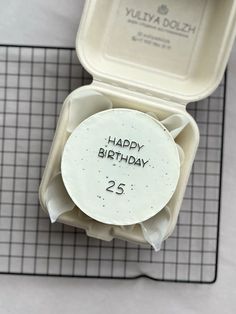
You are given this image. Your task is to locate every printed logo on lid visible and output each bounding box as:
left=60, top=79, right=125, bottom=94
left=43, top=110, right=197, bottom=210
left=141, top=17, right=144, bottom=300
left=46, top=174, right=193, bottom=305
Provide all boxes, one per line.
left=157, top=4, right=169, bottom=15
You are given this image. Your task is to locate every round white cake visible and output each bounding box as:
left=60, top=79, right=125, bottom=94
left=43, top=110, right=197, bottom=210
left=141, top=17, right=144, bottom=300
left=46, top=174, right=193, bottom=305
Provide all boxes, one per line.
left=61, top=108, right=180, bottom=225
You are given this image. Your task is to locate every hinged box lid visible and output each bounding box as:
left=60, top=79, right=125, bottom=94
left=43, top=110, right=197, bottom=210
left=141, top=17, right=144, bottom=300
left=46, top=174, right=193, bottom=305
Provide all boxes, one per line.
left=76, top=0, right=236, bottom=104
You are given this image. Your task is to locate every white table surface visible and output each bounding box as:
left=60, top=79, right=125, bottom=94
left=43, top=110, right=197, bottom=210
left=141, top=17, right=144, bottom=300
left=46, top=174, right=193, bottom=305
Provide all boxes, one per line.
left=0, top=1, right=236, bottom=313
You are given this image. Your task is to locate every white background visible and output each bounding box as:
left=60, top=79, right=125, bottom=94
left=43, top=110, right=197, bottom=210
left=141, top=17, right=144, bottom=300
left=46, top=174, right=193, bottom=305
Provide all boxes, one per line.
left=0, top=1, right=236, bottom=313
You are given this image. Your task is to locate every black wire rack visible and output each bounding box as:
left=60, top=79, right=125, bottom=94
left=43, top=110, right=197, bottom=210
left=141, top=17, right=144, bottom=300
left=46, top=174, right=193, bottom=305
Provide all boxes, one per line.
left=0, top=45, right=225, bottom=283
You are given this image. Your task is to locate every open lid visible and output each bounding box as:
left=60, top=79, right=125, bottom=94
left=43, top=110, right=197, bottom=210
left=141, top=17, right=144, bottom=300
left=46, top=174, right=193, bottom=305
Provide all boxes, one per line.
left=77, top=0, right=236, bottom=104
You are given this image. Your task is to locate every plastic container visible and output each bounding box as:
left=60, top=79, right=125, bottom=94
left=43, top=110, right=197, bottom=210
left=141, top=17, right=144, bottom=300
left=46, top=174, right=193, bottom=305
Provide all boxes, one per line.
left=39, top=0, right=236, bottom=247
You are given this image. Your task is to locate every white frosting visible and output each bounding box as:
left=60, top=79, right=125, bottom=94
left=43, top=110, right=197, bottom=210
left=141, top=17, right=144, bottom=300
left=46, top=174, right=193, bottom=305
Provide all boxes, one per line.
left=61, top=108, right=180, bottom=225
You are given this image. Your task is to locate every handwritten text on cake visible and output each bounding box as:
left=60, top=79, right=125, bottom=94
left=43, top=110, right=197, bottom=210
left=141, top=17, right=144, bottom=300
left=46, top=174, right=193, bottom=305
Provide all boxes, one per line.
left=98, top=136, right=149, bottom=168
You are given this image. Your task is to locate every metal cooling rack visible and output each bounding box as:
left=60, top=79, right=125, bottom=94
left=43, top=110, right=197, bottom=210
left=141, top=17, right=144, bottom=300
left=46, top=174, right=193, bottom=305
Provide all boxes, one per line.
left=0, top=45, right=224, bottom=283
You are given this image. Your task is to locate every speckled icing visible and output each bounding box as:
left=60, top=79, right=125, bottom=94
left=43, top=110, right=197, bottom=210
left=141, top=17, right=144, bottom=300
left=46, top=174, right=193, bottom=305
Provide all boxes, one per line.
left=61, top=108, right=180, bottom=225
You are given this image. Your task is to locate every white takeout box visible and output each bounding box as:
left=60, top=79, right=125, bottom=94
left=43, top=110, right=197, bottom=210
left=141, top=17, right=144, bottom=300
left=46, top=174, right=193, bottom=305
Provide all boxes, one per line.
left=39, top=0, right=236, bottom=245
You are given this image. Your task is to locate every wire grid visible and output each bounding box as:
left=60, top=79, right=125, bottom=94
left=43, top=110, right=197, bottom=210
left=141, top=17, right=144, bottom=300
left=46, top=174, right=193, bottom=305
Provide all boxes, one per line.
left=0, top=45, right=224, bottom=283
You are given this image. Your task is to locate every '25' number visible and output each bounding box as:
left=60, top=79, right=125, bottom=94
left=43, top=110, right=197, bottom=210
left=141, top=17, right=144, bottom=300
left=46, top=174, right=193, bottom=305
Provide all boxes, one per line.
left=106, top=180, right=125, bottom=195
